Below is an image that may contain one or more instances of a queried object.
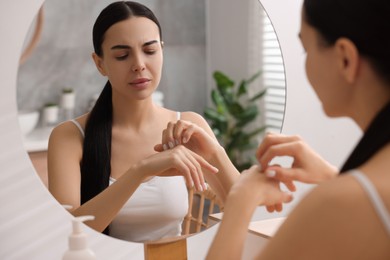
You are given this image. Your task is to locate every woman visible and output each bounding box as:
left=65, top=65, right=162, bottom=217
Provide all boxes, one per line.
left=162, top=0, right=390, bottom=258
left=47, top=1, right=239, bottom=243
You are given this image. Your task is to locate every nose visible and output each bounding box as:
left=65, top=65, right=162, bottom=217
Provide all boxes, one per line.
left=131, top=54, right=145, bottom=72
left=132, top=64, right=145, bottom=72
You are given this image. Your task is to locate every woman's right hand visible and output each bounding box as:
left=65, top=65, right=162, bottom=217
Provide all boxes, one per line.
left=155, top=119, right=222, bottom=161
left=256, top=132, right=338, bottom=184
left=139, top=145, right=218, bottom=192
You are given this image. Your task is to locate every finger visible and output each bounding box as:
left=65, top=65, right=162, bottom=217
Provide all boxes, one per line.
left=172, top=146, right=207, bottom=191
left=266, top=205, right=275, bottom=213
left=181, top=123, right=196, bottom=144
left=178, top=146, right=203, bottom=191
left=188, top=148, right=220, bottom=191
left=189, top=149, right=219, bottom=174
left=283, top=180, right=296, bottom=192
left=173, top=120, right=185, bottom=145
left=172, top=155, right=194, bottom=188
left=161, top=129, right=169, bottom=150
left=154, top=144, right=164, bottom=152
left=256, top=134, right=301, bottom=168
left=256, top=132, right=284, bottom=161
left=257, top=133, right=301, bottom=159
left=181, top=155, right=202, bottom=191
left=283, top=192, right=294, bottom=203
left=164, top=122, right=176, bottom=149
left=265, top=166, right=306, bottom=184
left=274, top=203, right=283, bottom=212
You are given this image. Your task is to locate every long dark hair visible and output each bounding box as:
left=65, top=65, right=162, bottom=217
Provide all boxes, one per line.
left=80, top=1, right=162, bottom=234
left=303, top=0, right=390, bottom=84
left=303, top=0, right=390, bottom=172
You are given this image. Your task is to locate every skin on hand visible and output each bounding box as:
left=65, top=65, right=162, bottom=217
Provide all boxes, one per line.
left=229, top=165, right=294, bottom=212
left=256, top=132, right=338, bottom=184
left=155, top=119, right=222, bottom=161
left=206, top=165, right=294, bottom=260
left=154, top=118, right=241, bottom=203
left=142, top=144, right=218, bottom=192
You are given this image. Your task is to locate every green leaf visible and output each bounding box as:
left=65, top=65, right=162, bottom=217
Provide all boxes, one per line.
left=213, top=71, right=234, bottom=90
left=211, top=89, right=227, bottom=114
left=249, top=89, right=267, bottom=102
left=204, top=108, right=227, bottom=123
left=206, top=69, right=268, bottom=173
left=219, top=88, right=234, bottom=106
left=214, top=120, right=228, bottom=136
left=228, top=102, right=244, bottom=117
left=235, top=106, right=258, bottom=127
left=237, top=80, right=247, bottom=97
left=246, top=70, right=262, bottom=85
left=226, top=132, right=250, bottom=150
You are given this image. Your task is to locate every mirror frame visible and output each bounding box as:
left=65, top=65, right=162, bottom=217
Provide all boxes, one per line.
left=0, top=0, right=361, bottom=259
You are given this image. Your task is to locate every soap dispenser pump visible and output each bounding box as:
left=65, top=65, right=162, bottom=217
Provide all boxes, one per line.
left=63, top=215, right=96, bottom=260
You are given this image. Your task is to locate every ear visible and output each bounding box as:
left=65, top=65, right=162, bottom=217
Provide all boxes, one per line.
left=334, top=38, right=360, bottom=84
left=92, top=52, right=107, bottom=76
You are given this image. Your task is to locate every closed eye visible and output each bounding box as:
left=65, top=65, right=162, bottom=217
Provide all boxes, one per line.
left=144, top=49, right=157, bottom=55
left=116, top=54, right=128, bottom=61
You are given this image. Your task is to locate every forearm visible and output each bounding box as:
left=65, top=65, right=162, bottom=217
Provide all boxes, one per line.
left=206, top=195, right=257, bottom=260
left=206, top=145, right=240, bottom=204
left=71, top=163, right=146, bottom=232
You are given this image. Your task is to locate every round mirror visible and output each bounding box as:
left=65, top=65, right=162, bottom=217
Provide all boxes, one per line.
left=16, top=0, right=285, bottom=244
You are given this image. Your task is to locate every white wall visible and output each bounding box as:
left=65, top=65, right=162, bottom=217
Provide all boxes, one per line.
left=0, top=0, right=362, bottom=259
left=251, top=0, right=361, bottom=220
left=206, top=0, right=361, bottom=221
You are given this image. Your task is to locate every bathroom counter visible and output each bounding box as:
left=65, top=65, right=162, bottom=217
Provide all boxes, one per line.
left=22, top=126, right=53, bottom=152
left=209, top=213, right=285, bottom=238
left=208, top=213, right=286, bottom=259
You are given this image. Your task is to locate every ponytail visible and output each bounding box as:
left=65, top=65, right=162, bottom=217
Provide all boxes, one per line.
left=80, top=81, right=113, bottom=234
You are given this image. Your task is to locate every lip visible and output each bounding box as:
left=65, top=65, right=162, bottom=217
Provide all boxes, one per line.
left=130, top=78, right=150, bottom=84
left=129, top=78, right=151, bottom=89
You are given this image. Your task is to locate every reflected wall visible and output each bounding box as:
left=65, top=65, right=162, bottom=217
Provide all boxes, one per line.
left=17, top=0, right=207, bottom=117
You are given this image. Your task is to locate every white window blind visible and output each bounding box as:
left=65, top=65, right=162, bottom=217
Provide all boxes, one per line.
left=262, top=12, right=286, bottom=133
left=247, top=3, right=286, bottom=136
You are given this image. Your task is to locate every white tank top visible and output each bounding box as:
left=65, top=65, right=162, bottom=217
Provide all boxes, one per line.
left=109, top=176, right=188, bottom=242
left=350, top=170, right=390, bottom=237
left=71, top=112, right=188, bottom=242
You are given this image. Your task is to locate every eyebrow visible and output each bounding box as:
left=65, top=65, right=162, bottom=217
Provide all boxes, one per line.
left=110, top=40, right=160, bottom=50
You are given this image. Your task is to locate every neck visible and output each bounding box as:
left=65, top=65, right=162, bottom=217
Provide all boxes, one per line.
left=111, top=93, right=158, bottom=131
left=348, top=73, right=390, bottom=132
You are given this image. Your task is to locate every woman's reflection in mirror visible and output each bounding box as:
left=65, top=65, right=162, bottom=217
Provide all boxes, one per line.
left=47, top=1, right=240, bottom=243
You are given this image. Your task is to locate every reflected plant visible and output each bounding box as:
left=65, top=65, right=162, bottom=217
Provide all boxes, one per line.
left=204, top=71, right=267, bottom=172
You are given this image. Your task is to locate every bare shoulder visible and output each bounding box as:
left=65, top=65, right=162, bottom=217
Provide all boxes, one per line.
left=180, top=111, right=215, bottom=136
left=259, top=174, right=390, bottom=259
left=180, top=111, right=210, bottom=128
left=48, top=114, right=89, bottom=154
left=360, top=143, right=390, bottom=196
left=50, top=114, right=88, bottom=138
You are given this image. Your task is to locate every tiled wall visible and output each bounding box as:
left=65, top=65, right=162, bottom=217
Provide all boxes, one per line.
left=17, top=0, right=207, bottom=120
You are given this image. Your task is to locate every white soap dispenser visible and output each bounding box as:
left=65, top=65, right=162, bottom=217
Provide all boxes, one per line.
left=63, top=215, right=96, bottom=260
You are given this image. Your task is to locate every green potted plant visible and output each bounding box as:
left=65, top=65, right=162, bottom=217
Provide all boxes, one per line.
left=204, top=70, right=267, bottom=172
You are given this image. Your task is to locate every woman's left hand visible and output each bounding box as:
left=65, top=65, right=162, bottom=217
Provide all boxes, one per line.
left=229, top=165, right=294, bottom=212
